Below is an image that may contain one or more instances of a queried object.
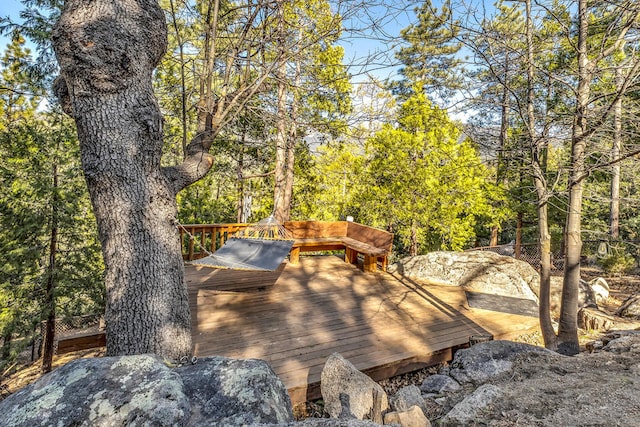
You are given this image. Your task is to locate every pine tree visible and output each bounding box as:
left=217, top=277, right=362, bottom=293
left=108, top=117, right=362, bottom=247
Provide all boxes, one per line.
left=357, top=89, right=510, bottom=255
left=394, top=0, right=462, bottom=101
left=0, top=32, right=103, bottom=370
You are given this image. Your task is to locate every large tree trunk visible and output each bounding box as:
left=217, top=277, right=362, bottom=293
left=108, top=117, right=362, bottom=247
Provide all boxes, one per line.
left=52, top=0, right=210, bottom=360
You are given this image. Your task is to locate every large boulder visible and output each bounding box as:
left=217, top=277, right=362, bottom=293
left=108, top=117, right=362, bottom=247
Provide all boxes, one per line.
left=284, top=420, right=383, bottom=426
left=0, top=354, right=294, bottom=427
left=589, top=277, right=610, bottom=304
left=0, top=354, right=190, bottom=427
left=391, top=251, right=539, bottom=301
left=616, top=295, right=640, bottom=318
left=176, top=356, right=293, bottom=426
left=449, top=340, right=553, bottom=385
left=321, top=353, right=389, bottom=422
left=550, top=276, right=610, bottom=310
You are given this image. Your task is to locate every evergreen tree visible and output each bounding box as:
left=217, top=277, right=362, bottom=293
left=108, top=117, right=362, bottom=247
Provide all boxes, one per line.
left=0, top=32, right=103, bottom=370
left=356, top=89, right=510, bottom=255
left=394, top=0, right=462, bottom=101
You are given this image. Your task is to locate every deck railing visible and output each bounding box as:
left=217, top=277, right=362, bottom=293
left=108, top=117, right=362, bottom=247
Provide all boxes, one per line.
left=179, top=223, right=249, bottom=261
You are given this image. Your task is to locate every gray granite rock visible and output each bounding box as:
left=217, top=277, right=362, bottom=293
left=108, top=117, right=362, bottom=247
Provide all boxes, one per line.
left=391, top=251, right=539, bottom=301
left=602, top=334, right=640, bottom=354
left=419, top=374, right=461, bottom=394
left=275, top=419, right=384, bottom=426
left=176, top=356, right=293, bottom=426
left=0, top=354, right=294, bottom=427
left=0, top=354, right=190, bottom=427
left=449, top=340, right=551, bottom=385
left=616, top=295, right=640, bottom=318
left=321, top=352, right=389, bottom=422
left=440, top=384, right=501, bottom=425
left=389, top=385, right=428, bottom=415
left=384, top=405, right=431, bottom=427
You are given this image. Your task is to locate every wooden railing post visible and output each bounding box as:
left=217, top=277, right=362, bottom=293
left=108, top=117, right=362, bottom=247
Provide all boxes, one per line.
left=180, top=223, right=249, bottom=260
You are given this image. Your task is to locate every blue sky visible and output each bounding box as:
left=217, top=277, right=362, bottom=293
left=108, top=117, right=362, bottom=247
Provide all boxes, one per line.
left=0, top=0, right=25, bottom=49
left=0, top=0, right=419, bottom=77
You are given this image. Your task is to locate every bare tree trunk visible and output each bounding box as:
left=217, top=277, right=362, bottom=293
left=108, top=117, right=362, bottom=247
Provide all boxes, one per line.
left=524, top=0, right=556, bottom=350
left=282, top=31, right=302, bottom=222
left=52, top=0, right=203, bottom=360
left=558, top=0, right=589, bottom=356
left=168, top=0, right=189, bottom=156
left=237, top=140, right=245, bottom=223
left=410, top=221, right=418, bottom=257
left=42, top=163, right=58, bottom=373
left=491, top=59, right=511, bottom=247
left=489, top=227, right=498, bottom=247
left=610, top=67, right=622, bottom=240
left=515, top=213, right=522, bottom=260
left=273, top=0, right=289, bottom=222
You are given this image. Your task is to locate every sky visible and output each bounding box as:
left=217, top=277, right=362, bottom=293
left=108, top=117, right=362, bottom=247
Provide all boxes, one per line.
left=0, top=0, right=25, bottom=49
left=0, top=0, right=422, bottom=78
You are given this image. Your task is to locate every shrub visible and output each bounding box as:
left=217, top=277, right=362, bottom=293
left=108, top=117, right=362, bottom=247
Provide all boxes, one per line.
left=599, top=252, right=636, bottom=276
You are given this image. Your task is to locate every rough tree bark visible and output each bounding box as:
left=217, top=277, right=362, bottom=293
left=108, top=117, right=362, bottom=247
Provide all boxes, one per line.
left=52, top=0, right=214, bottom=360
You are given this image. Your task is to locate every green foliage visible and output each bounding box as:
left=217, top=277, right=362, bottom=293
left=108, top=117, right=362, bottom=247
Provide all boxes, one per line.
left=599, top=252, right=636, bottom=276
left=297, top=89, right=511, bottom=255
left=394, top=0, right=462, bottom=100
left=356, top=90, right=510, bottom=253
left=0, top=35, right=104, bottom=366
left=293, top=140, right=364, bottom=221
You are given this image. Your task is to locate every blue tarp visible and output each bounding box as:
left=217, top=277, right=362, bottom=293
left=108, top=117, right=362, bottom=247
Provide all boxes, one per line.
left=188, top=238, right=294, bottom=271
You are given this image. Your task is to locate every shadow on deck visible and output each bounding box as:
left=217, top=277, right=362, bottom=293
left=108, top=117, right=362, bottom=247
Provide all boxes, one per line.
left=187, top=255, right=539, bottom=405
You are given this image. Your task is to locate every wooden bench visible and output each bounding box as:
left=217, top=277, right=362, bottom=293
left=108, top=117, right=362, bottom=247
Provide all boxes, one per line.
left=56, top=331, right=106, bottom=354
left=284, top=221, right=393, bottom=273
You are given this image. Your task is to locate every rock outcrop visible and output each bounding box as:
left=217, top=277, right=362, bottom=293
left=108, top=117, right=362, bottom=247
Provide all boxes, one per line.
left=383, top=405, right=431, bottom=427
left=4, top=332, right=640, bottom=426
left=388, top=385, right=428, bottom=415
left=0, top=354, right=190, bottom=427
left=0, top=354, right=293, bottom=427
left=448, top=340, right=552, bottom=385
left=390, top=251, right=540, bottom=301
left=419, top=374, right=461, bottom=394
left=176, top=356, right=294, bottom=426
left=616, top=294, right=640, bottom=318
left=392, top=252, right=611, bottom=314
left=440, top=384, right=501, bottom=425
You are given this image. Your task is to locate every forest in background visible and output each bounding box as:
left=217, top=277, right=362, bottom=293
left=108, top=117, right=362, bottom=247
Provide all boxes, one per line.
left=1, top=0, right=640, bottom=368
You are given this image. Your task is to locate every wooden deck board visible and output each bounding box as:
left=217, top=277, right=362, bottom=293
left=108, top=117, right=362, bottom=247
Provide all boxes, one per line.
left=188, top=255, right=539, bottom=405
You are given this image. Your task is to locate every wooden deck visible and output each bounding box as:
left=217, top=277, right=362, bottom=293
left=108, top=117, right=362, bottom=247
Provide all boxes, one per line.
left=187, top=255, right=539, bottom=405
